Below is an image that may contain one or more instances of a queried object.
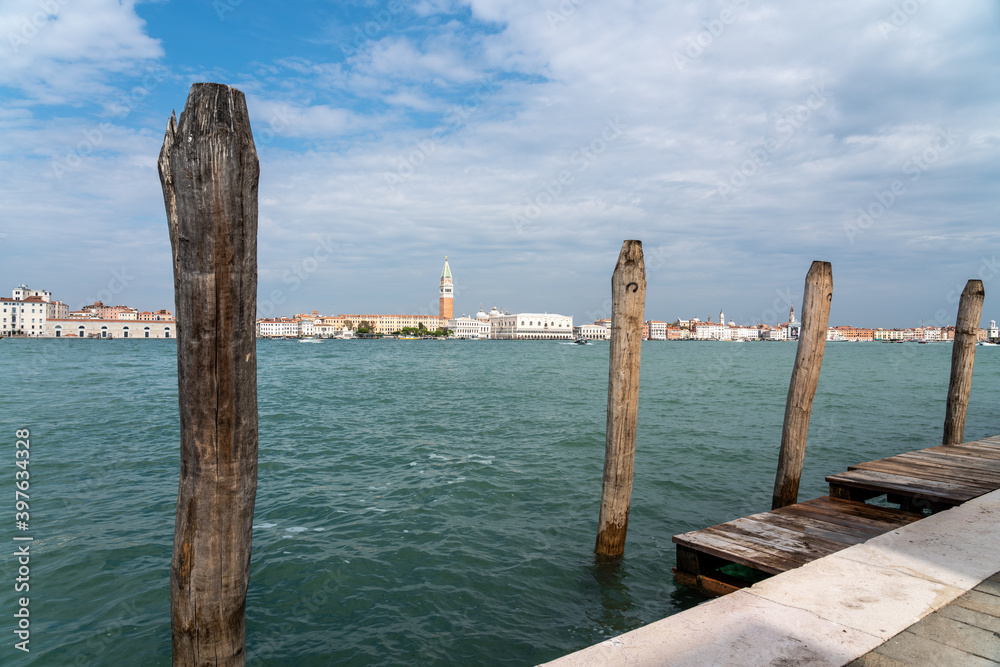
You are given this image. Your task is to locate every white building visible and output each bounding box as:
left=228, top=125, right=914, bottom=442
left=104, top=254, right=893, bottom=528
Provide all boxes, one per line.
left=732, top=326, right=760, bottom=341
left=492, top=310, right=573, bottom=340
left=646, top=320, right=667, bottom=340
left=692, top=320, right=730, bottom=340
left=766, top=327, right=789, bottom=341
left=575, top=323, right=611, bottom=340
left=44, top=319, right=174, bottom=339
left=256, top=318, right=300, bottom=338
left=2, top=285, right=68, bottom=337
left=449, top=309, right=493, bottom=339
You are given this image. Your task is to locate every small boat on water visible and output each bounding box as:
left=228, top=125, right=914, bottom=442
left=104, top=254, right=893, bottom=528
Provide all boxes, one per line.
left=978, top=341, right=1000, bottom=346
left=299, top=336, right=322, bottom=343
left=574, top=337, right=590, bottom=345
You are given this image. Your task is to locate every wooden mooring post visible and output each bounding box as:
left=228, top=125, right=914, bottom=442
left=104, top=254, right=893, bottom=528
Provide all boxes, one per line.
left=158, top=83, right=260, bottom=666
left=943, top=279, right=985, bottom=446
left=595, top=240, right=646, bottom=560
left=772, top=261, right=833, bottom=510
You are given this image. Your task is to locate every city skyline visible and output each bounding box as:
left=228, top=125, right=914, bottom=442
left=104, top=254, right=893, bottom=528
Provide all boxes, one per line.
left=2, top=2, right=998, bottom=328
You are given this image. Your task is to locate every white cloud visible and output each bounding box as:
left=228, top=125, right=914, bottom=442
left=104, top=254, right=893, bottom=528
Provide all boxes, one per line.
left=0, top=0, right=162, bottom=103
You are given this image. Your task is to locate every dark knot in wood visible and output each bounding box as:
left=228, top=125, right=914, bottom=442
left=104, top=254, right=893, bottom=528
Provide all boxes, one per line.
left=626, top=282, right=639, bottom=293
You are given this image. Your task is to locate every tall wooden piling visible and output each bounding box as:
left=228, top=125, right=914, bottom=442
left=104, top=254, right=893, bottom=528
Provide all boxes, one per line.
left=943, top=279, right=985, bottom=447
left=772, top=261, right=833, bottom=510
left=158, top=83, right=260, bottom=666
left=595, top=240, right=646, bottom=560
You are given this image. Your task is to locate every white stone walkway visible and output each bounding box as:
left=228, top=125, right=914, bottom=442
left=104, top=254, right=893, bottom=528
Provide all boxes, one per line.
left=542, top=488, right=1000, bottom=666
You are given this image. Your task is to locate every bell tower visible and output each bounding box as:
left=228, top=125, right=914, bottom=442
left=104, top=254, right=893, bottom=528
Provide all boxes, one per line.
left=439, top=257, right=454, bottom=320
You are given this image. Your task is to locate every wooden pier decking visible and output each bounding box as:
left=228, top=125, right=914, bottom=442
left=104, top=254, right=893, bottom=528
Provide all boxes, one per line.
left=673, top=436, right=1000, bottom=595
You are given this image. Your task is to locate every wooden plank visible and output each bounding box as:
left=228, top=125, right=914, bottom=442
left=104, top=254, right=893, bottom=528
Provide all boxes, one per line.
left=756, top=512, right=872, bottom=546
left=722, top=515, right=858, bottom=553
left=896, top=450, right=1000, bottom=476
left=835, top=464, right=991, bottom=494
left=890, top=452, right=1000, bottom=485
left=849, top=459, right=999, bottom=492
left=917, top=446, right=1000, bottom=466
left=955, top=441, right=1000, bottom=455
left=826, top=469, right=975, bottom=503
left=789, top=497, right=922, bottom=526
left=674, top=528, right=795, bottom=575
left=849, top=458, right=1000, bottom=490
left=775, top=503, right=914, bottom=539
left=671, top=569, right=743, bottom=597
left=698, top=521, right=833, bottom=566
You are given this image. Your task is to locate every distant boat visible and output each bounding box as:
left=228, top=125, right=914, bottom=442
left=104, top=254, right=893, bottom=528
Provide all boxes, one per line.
left=299, top=336, right=322, bottom=343
left=827, top=331, right=849, bottom=342
left=978, top=341, right=999, bottom=346
left=574, top=337, right=590, bottom=345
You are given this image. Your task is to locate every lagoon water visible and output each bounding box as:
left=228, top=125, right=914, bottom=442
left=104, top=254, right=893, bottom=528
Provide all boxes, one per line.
left=4, top=338, right=1000, bottom=665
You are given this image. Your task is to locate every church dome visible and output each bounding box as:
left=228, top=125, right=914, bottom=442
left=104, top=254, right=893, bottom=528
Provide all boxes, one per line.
left=488, top=305, right=501, bottom=317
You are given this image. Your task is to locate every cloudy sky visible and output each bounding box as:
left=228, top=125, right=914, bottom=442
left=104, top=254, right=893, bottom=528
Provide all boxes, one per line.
left=1, top=0, right=998, bottom=328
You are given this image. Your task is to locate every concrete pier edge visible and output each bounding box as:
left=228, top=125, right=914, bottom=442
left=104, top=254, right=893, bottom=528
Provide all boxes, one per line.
left=543, top=487, right=1000, bottom=666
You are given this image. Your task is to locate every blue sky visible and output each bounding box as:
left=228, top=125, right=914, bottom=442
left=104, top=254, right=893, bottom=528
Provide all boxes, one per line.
left=1, top=0, right=998, bottom=328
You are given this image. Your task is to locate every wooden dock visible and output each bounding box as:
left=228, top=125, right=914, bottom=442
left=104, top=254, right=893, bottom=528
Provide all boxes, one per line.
left=674, top=436, right=1000, bottom=595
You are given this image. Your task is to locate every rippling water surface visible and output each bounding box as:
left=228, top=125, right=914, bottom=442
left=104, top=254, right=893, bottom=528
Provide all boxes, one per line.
left=3, top=338, right=999, bottom=665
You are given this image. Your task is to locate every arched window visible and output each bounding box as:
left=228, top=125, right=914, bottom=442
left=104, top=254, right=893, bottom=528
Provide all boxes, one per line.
left=144, top=326, right=151, bottom=338
left=55, top=324, right=62, bottom=338
left=123, top=326, right=130, bottom=339
left=78, top=325, right=85, bottom=338
left=101, top=326, right=109, bottom=339
left=164, top=327, right=171, bottom=338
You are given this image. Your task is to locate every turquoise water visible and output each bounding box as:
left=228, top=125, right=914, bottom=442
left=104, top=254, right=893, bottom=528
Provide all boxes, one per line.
left=3, top=339, right=999, bottom=665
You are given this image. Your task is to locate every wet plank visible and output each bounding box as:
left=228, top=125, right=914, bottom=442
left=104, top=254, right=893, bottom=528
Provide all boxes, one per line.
left=826, top=469, right=977, bottom=504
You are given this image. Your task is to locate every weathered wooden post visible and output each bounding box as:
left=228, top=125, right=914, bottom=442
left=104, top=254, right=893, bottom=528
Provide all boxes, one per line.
left=772, top=261, right=833, bottom=510
left=943, top=279, right=985, bottom=446
left=595, top=240, right=646, bottom=560
left=158, top=83, right=260, bottom=666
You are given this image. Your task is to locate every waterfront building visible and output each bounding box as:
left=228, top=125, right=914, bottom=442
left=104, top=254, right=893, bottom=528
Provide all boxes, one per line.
left=575, top=323, right=611, bottom=340
left=448, top=313, right=492, bottom=339
left=595, top=319, right=612, bottom=329
left=257, top=318, right=300, bottom=338
left=831, top=326, right=874, bottom=342
left=44, top=319, right=174, bottom=338
left=990, top=320, right=999, bottom=341
left=732, top=325, right=761, bottom=341
left=439, top=257, right=454, bottom=320
left=492, top=312, right=573, bottom=340
left=692, top=319, right=730, bottom=340
left=646, top=320, right=667, bottom=340
left=666, top=326, right=689, bottom=340
left=2, top=284, right=68, bottom=337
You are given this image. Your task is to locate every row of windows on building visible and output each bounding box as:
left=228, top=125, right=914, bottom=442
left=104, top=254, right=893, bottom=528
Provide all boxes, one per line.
left=53, top=325, right=171, bottom=338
